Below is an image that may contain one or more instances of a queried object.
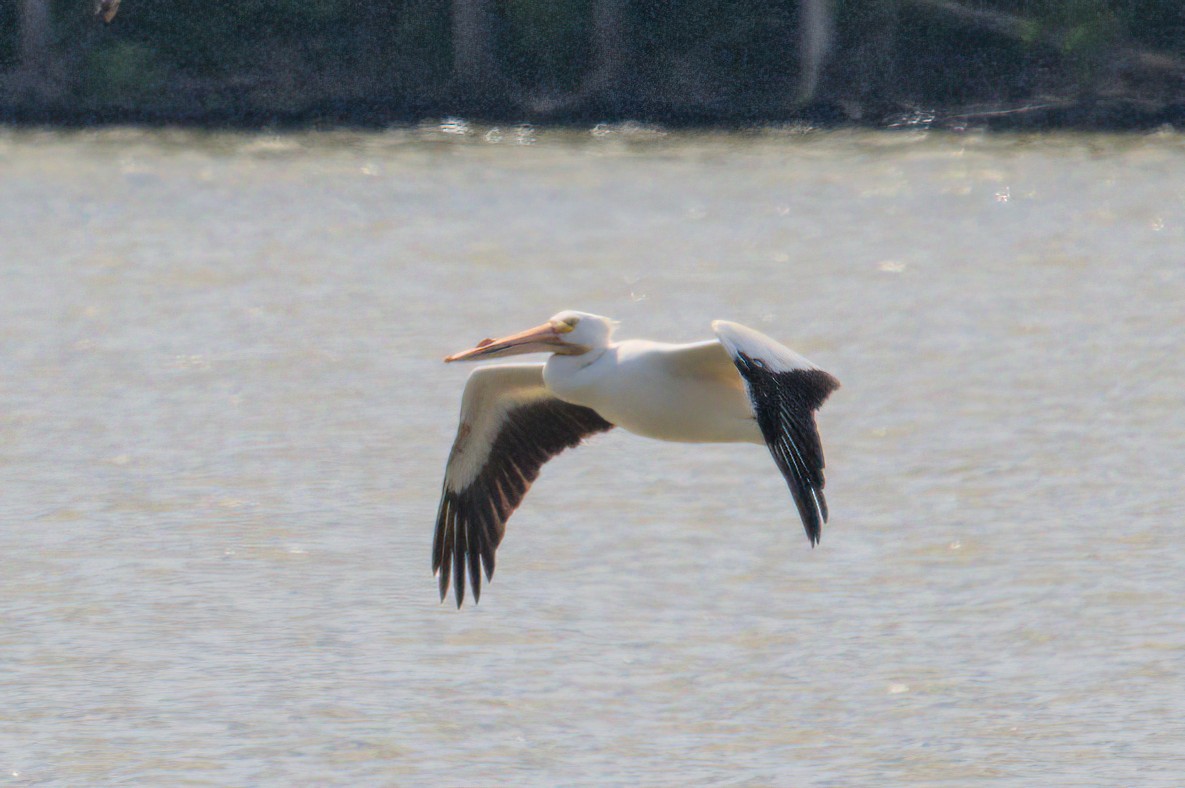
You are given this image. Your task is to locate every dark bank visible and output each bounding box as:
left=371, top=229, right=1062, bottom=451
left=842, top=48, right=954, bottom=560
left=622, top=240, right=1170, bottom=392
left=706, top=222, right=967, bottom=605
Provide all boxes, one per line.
left=3, top=0, right=1184, bottom=129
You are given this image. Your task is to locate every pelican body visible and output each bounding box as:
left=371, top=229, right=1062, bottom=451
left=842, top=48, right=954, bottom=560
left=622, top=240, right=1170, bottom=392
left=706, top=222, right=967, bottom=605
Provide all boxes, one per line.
left=434, top=311, right=839, bottom=607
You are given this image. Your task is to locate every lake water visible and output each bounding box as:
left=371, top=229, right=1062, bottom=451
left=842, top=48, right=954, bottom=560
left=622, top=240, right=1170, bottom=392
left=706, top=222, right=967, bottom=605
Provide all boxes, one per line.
left=1, top=125, right=1183, bottom=785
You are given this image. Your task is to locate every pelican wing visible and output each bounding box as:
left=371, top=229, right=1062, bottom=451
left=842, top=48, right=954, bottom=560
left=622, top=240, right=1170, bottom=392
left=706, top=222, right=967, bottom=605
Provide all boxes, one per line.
left=433, top=364, right=614, bottom=607
left=713, top=321, right=840, bottom=545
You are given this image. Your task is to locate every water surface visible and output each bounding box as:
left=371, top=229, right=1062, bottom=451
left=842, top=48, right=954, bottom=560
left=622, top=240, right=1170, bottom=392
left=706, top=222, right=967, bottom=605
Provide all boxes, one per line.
left=1, top=126, right=1183, bottom=785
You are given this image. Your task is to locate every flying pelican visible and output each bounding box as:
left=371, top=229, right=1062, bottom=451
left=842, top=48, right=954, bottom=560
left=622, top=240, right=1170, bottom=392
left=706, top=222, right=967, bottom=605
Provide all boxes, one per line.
left=433, top=311, right=840, bottom=607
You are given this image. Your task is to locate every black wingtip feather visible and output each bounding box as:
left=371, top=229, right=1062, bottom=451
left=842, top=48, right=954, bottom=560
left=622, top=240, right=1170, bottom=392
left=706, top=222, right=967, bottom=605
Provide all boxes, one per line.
left=453, top=514, right=467, bottom=608
left=437, top=541, right=451, bottom=603
left=480, top=536, right=496, bottom=582
left=468, top=532, right=483, bottom=604
left=431, top=398, right=614, bottom=608
left=731, top=353, right=837, bottom=547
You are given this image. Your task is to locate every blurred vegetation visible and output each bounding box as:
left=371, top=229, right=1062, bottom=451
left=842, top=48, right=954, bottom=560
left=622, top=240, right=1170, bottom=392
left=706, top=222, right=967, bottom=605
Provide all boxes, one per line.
left=1, top=0, right=1183, bottom=126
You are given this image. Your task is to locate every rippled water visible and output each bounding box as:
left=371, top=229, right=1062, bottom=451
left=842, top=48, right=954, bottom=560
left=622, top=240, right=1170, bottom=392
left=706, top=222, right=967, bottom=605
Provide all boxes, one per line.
left=1, top=126, right=1183, bottom=785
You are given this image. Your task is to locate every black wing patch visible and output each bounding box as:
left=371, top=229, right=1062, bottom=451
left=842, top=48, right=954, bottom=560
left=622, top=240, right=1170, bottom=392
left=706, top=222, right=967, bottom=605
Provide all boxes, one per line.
left=433, top=399, right=614, bottom=607
left=732, top=352, right=839, bottom=545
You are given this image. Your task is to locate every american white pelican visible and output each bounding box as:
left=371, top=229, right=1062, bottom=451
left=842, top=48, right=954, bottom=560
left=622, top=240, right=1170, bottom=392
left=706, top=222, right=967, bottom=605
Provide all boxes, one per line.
left=433, top=311, right=840, bottom=606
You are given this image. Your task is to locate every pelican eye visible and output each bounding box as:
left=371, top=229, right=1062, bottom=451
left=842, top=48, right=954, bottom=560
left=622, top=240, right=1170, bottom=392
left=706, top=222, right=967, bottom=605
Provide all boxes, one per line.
left=554, top=317, right=578, bottom=334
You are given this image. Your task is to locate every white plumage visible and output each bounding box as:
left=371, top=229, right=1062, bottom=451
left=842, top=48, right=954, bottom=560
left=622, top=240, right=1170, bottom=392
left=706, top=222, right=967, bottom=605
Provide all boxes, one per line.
left=433, top=311, right=840, bottom=606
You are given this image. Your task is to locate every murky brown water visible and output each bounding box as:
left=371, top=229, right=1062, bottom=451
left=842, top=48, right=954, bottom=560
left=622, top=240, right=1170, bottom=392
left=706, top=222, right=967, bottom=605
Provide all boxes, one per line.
left=1, top=126, right=1183, bottom=785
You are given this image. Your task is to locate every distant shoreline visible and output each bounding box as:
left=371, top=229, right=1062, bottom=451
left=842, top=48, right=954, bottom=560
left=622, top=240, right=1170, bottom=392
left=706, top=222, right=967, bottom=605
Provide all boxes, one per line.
left=2, top=97, right=1183, bottom=132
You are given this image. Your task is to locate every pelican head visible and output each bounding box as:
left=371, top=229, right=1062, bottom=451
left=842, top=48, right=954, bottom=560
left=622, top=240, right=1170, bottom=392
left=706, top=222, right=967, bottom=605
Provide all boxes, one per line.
left=444, top=311, right=616, bottom=363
